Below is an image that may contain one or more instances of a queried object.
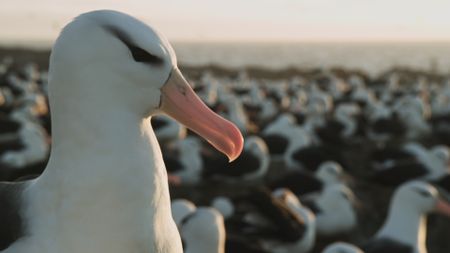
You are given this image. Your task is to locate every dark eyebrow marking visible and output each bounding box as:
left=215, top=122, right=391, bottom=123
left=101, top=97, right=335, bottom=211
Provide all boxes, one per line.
left=179, top=212, right=198, bottom=228
left=413, top=187, right=431, bottom=197
left=102, top=25, right=164, bottom=65
left=340, top=191, right=350, bottom=201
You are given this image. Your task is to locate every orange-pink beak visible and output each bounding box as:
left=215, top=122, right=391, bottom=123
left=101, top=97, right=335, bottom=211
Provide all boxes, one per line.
left=159, top=68, right=243, bottom=162
left=435, top=199, right=450, bottom=217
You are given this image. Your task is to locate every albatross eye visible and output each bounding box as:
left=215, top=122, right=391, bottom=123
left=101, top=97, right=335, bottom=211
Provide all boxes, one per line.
left=102, top=24, right=164, bottom=65
left=327, top=168, right=337, bottom=175
left=415, top=188, right=432, bottom=198
left=128, top=45, right=164, bottom=65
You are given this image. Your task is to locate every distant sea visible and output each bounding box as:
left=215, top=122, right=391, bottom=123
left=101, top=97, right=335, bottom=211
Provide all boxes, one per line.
left=173, top=42, right=450, bottom=76
left=2, top=40, right=450, bottom=76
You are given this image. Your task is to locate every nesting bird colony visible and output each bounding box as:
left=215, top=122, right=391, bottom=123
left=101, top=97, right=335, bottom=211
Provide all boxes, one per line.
left=1, top=54, right=450, bottom=253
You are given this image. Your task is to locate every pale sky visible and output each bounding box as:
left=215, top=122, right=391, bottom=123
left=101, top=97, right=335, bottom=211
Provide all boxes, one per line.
left=1, top=0, right=450, bottom=44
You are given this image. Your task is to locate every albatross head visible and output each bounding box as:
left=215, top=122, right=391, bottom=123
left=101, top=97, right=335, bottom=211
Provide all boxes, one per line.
left=394, top=181, right=450, bottom=216
left=49, top=10, right=243, bottom=161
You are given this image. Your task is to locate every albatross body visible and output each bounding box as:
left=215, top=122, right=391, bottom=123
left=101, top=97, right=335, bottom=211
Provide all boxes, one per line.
left=0, top=10, right=243, bottom=253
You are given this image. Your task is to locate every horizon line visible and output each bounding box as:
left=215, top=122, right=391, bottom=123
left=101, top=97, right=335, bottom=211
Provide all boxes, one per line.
left=1, top=38, right=450, bottom=50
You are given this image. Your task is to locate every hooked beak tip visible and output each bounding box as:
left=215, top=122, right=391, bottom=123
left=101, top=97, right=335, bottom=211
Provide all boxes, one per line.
left=160, top=68, right=244, bottom=161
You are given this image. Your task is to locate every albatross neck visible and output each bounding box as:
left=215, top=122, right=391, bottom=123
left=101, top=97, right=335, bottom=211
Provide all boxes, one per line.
left=41, top=78, right=164, bottom=183
left=376, top=202, right=427, bottom=252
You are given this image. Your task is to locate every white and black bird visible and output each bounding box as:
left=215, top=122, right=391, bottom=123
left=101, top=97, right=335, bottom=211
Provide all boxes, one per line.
left=315, top=103, right=362, bottom=145
left=211, top=196, right=271, bottom=253
left=288, top=144, right=346, bottom=172
left=370, top=144, right=449, bottom=186
left=268, top=188, right=316, bottom=253
left=211, top=196, right=235, bottom=220
left=304, top=184, right=358, bottom=236
left=430, top=113, right=450, bottom=146
left=269, top=161, right=346, bottom=197
left=214, top=189, right=307, bottom=251
left=178, top=207, right=226, bottom=253
left=0, top=109, right=49, bottom=170
left=261, top=113, right=310, bottom=159
left=0, top=10, right=243, bottom=253
left=163, top=136, right=204, bottom=184
left=171, top=200, right=226, bottom=253
left=366, top=102, right=405, bottom=142
left=151, top=115, right=187, bottom=144
left=171, top=199, right=197, bottom=227
left=322, top=242, right=364, bottom=253
left=361, top=181, right=450, bottom=253
left=203, top=136, right=269, bottom=181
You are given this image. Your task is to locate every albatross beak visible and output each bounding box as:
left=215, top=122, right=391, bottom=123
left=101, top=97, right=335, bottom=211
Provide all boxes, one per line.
left=159, top=68, right=243, bottom=162
left=435, top=199, right=450, bottom=217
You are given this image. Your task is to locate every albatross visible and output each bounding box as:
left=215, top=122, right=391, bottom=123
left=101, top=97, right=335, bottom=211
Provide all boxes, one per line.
left=0, top=10, right=243, bottom=253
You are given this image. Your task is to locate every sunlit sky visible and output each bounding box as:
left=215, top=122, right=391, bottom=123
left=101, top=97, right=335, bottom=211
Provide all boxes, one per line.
left=1, top=0, right=450, bottom=44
